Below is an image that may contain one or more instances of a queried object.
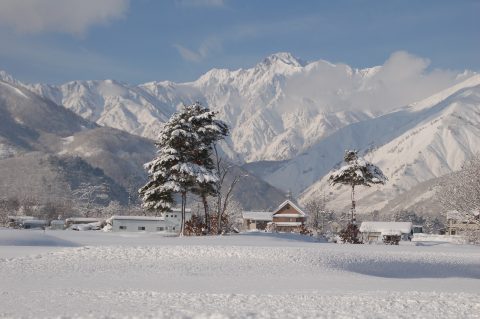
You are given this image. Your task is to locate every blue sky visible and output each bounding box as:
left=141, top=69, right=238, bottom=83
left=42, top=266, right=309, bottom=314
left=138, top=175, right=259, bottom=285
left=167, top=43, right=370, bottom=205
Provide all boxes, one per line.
left=0, top=0, right=478, bottom=84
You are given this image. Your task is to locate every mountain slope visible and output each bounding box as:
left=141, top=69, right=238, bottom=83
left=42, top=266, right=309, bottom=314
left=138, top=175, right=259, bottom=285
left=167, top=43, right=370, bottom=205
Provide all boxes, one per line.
left=12, top=52, right=469, bottom=163
left=299, top=75, right=480, bottom=212
left=0, top=78, right=285, bottom=210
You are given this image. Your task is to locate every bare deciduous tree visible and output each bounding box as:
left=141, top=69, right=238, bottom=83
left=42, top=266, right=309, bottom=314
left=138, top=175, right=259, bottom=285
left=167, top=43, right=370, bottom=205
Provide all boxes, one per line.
left=72, top=183, right=109, bottom=217
left=436, top=154, right=480, bottom=243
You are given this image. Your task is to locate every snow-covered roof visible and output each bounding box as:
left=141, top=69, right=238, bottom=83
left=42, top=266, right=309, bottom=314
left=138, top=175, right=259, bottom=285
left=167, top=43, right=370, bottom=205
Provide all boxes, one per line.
left=242, top=211, right=273, bottom=221
left=274, top=222, right=303, bottom=227
left=272, top=200, right=306, bottom=217
left=446, top=210, right=480, bottom=222
left=446, top=210, right=462, bottom=221
left=359, top=222, right=412, bottom=234
left=111, top=215, right=165, bottom=221
left=66, top=218, right=104, bottom=223
left=8, top=216, right=35, bottom=221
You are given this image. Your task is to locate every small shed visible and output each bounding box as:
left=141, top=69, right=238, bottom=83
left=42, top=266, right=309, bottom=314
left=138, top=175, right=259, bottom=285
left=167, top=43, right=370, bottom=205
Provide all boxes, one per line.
left=50, top=220, right=65, bottom=230
left=22, top=219, right=48, bottom=229
left=65, top=217, right=105, bottom=228
left=110, top=215, right=178, bottom=233
left=242, top=211, right=273, bottom=230
left=359, top=222, right=413, bottom=243
left=7, top=216, right=35, bottom=228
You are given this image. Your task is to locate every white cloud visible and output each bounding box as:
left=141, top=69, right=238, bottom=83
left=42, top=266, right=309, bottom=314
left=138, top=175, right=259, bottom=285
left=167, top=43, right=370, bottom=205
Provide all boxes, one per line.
left=175, top=0, right=225, bottom=7
left=285, top=51, right=466, bottom=113
left=174, top=38, right=222, bottom=62
left=0, top=0, right=129, bottom=35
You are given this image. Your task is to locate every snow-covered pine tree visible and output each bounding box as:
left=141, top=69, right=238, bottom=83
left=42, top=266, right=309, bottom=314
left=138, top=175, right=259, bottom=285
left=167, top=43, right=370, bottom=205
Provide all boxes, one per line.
left=187, top=102, right=229, bottom=232
left=139, top=102, right=228, bottom=236
left=329, top=150, right=387, bottom=225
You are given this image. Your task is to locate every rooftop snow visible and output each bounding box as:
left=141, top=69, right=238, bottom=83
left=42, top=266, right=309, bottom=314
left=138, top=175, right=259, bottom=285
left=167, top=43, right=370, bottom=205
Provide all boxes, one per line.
left=359, top=222, right=412, bottom=234
left=111, top=215, right=165, bottom=221
left=242, top=211, right=273, bottom=221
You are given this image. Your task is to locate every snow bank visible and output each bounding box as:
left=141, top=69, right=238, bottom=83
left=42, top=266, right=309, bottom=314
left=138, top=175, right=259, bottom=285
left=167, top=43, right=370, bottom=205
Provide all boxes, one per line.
left=412, top=233, right=468, bottom=244
left=0, top=230, right=479, bottom=318
left=0, top=229, right=79, bottom=247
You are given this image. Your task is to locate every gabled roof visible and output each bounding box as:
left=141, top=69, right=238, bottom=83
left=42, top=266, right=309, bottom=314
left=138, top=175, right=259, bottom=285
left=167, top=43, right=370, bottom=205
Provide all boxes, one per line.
left=272, top=200, right=306, bottom=217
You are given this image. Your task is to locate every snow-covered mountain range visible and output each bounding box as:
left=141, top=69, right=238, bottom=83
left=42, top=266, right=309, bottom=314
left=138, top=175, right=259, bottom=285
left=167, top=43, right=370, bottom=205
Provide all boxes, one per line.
left=1, top=52, right=479, bottom=213
left=6, top=52, right=470, bottom=163
left=0, top=77, right=285, bottom=210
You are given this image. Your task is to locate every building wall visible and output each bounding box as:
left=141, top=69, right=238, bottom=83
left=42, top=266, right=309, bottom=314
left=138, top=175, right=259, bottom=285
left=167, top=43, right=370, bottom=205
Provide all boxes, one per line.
left=243, top=219, right=269, bottom=231
left=273, top=204, right=306, bottom=224
left=112, top=219, right=175, bottom=233
left=164, top=212, right=192, bottom=230
left=273, top=217, right=304, bottom=223
left=448, top=222, right=480, bottom=235
left=275, top=204, right=301, bottom=216
left=275, top=225, right=301, bottom=232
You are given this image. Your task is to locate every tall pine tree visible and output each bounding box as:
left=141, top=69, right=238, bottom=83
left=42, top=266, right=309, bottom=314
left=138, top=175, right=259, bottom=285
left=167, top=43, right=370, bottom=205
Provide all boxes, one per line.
left=139, top=102, right=228, bottom=235
left=329, top=150, right=387, bottom=223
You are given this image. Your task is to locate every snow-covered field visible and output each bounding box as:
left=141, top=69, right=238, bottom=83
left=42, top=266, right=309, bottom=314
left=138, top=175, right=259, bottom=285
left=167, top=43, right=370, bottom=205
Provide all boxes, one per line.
left=1, top=229, right=479, bottom=318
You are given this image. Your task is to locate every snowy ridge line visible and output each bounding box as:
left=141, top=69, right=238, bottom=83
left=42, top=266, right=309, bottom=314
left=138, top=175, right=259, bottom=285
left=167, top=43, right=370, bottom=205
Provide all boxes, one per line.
left=408, top=74, right=480, bottom=112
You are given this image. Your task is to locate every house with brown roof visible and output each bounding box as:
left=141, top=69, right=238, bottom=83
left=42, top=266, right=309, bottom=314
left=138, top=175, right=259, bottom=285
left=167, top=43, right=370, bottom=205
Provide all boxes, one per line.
left=242, top=200, right=307, bottom=233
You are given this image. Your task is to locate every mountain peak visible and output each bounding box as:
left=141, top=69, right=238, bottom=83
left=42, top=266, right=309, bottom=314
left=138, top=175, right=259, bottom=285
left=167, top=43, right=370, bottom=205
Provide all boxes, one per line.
left=0, top=70, right=19, bottom=85
left=262, top=52, right=306, bottom=68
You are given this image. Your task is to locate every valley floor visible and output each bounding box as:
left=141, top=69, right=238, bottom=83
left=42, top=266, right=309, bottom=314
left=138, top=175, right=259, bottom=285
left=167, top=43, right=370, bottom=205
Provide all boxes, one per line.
left=0, top=229, right=479, bottom=318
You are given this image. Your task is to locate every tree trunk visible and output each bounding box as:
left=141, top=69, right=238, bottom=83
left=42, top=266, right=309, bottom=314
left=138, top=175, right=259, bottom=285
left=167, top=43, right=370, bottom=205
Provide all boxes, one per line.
left=180, top=191, right=186, bottom=237
left=351, top=184, right=356, bottom=224
left=214, top=144, right=223, bottom=235
left=217, top=203, right=222, bottom=235
left=202, top=194, right=209, bottom=233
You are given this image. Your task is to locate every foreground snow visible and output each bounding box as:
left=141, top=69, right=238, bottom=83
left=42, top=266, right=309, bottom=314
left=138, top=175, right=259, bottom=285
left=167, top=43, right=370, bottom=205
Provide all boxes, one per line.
left=0, top=229, right=479, bottom=318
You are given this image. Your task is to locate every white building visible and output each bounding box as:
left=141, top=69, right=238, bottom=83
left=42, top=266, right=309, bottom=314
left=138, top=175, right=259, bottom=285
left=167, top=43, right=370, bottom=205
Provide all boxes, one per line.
left=50, top=220, right=66, bottom=230
left=110, top=216, right=175, bottom=233
left=359, top=222, right=413, bottom=243
left=110, top=208, right=192, bottom=234
left=163, top=208, right=192, bottom=228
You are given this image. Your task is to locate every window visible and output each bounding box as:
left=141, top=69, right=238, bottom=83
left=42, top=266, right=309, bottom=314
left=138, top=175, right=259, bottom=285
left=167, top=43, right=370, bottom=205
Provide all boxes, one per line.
left=119, top=226, right=127, bottom=230
left=165, top=215, right=169, bottom=217
left=138, top=226, right=145, bottom=231
left=172, top=227, right=176, bottom=231
left=157, top=227, right=164, bottom=231
left=174, top=215, right=177, bottom=218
